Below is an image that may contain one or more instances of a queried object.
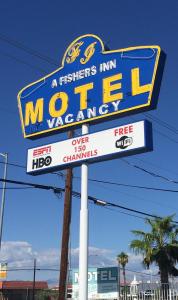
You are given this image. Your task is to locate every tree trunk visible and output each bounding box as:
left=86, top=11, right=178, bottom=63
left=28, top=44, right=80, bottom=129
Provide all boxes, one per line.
left=123, top=267, right=127, bottom=300
left=160, top=267, right=169, bottom=284
left=160, top=266, right=169, bottom=300
left=123, top=267, right=126, bottom=286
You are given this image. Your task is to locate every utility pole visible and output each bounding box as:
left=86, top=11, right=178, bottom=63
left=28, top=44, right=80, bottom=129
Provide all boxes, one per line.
left=32, top=258, right=36, bottom=300
left=59, top=130, right=73, bottom=300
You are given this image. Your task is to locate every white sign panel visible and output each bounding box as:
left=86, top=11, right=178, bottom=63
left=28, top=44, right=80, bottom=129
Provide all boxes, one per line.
left=27, top=120, right=152, bottom=175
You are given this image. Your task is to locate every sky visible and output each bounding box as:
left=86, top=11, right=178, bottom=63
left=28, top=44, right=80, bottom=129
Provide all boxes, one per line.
left=0, top=0, right=178, bottom=284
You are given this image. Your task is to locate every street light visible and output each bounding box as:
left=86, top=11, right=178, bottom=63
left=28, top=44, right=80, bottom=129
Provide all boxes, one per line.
left=0, top=153, right=8, bottom=251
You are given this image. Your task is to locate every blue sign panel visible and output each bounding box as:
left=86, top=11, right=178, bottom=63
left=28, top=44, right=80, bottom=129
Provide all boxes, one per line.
left=97, top=267, right=118, bottom=294
left=17, top=34, right=164, bottom=139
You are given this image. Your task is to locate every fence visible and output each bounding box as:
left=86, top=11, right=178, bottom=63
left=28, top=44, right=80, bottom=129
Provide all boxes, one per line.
left=0, top=284, right=178, bottom=300
left=118, top=283, right=178, bottom=300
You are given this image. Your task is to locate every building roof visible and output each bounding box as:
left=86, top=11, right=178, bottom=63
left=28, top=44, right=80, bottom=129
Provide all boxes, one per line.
left=0, top=281, right=48, bottom=289
left=51, top=284, right=72, bottom=290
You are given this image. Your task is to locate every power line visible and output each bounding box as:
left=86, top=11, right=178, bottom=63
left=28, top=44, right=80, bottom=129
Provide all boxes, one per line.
left=124, top=267, right=159, bottom=277
left=6, top=266, right=159, bottom=277
left=144, top=112, right=178, bottom=134
left=104, top=206, right=146, bottom=220
left=130, top=115, right=178, bottom=144
left=154, top=128, right=178, bottom=143
left=133, top=157, right=178, bottom=178
left=0, top=33, right=58, bottom=66
left=7, top=268, right=59, bottom=271
left=0, top=49, right=47, bottom=74
left=121, top=159, right=178, bottom=184
left=0, top=161, right=25, bottom=169
left=0, top=161, right=65, bottom=178
left=89, top=195, right=178, bottom=223
left=0, top=178, right=64, bottom=194
left=1, top=177, right=178, bottom=224
left=86, top=195, right=178, bottom=225
left=83, top=177, right=178, bottom=193
left=1, top=159, right=178, bottom=193
left=0, top=187, right=34, bottom=190
left=90, top=184, right=178, bottom=211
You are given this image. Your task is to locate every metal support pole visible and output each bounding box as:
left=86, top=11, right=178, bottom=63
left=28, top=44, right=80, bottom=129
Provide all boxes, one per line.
left=79, top=124, right=89, bottom=300
left=0, top=153, right=8, bottom=251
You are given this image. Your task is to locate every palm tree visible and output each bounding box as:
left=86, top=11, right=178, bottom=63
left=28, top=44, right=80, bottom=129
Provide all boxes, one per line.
left=130, top=215, right=178, bottom=284
left=117, top=252, right=128, bottom=287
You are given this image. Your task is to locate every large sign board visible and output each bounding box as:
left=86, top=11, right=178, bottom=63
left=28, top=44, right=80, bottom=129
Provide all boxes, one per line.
left=72, top=267, right=118, bottom=299
left=18, top=34, right=163, bottom=139
left=27, top=120, right=152, bottom=175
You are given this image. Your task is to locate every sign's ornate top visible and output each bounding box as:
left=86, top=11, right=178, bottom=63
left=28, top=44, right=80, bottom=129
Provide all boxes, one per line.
left=63, top=34, right=103, bottom=66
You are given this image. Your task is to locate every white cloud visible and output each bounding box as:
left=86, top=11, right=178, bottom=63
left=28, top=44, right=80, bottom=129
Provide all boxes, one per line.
left=126, top=252, right=158, bottom=274
left=0, top=241, right=159, bottom=283
left=0, top=241, right=153, bottom=271
left=127, top=252, right=143, bottom=269
left=35, top=248, right=59, bottom=267
left=0, top=241, right=60, bottom=282
left=0, top=241, right=35, bottom=267
left=0, top=242, right=116, bottom=269
left=71, top=246, right=115, bottom=268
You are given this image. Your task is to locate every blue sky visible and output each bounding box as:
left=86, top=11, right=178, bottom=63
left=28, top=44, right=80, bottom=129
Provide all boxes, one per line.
left=0, top=0, right=178, bottom=284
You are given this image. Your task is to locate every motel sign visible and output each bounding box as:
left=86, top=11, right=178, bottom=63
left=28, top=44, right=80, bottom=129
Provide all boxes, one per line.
left=18, top=34, right=163, bottom=139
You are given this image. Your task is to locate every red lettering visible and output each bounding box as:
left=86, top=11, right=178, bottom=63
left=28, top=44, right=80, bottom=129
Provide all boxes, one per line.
left=72, top=137, right=89, bottom=146
left=33, top=146, right=51, bottom=157
left=119, top=128, right=124, bottom=135
left=114, top=125, right=134, bottom=136
left=129, top=125, right=133, bottom=133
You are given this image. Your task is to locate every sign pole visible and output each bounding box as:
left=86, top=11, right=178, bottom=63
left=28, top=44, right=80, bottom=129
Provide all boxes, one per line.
left=79, top=123, right=89, bottom=300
